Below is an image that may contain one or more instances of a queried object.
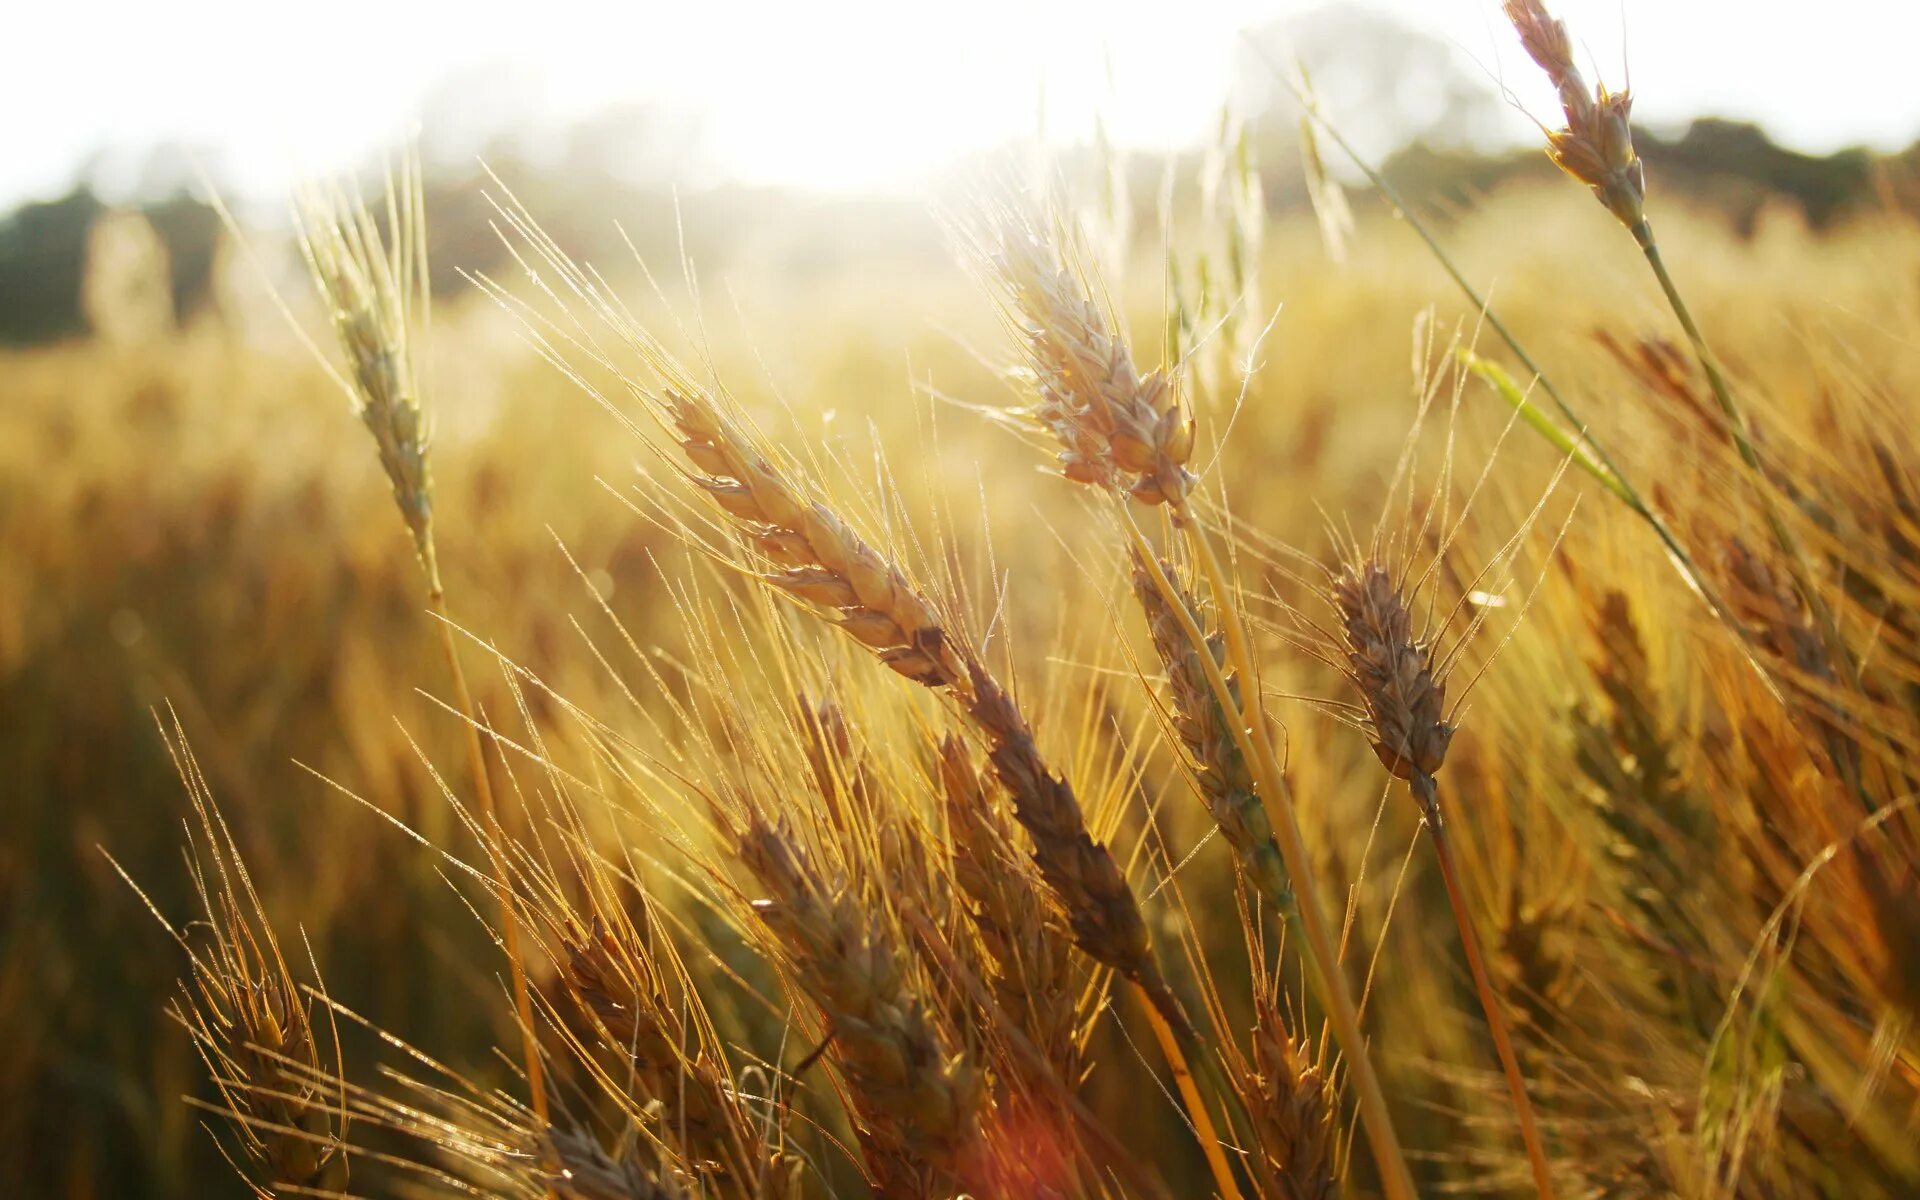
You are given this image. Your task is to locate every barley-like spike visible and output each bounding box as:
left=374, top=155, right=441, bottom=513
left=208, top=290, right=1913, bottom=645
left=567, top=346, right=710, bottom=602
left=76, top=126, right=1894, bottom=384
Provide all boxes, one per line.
left=938, top=736, right=1082, bottom=1084
left=140, top=730, right=350, bottom=1196
left=963, top=659, right=1156, bottom=980
left=1132, top=554, right=1293, bottom=914
left=555, top=915, right=735, bottom=1168
left=1244, top=999, right=1339, bottom=1200
left=666, top=382, right=1169, bottom=1009
left=295, top=182, right=438, bottom=576
left=992, top=225, right=1196, bottom=506
left=1502, top=0, right=1645, bottom=229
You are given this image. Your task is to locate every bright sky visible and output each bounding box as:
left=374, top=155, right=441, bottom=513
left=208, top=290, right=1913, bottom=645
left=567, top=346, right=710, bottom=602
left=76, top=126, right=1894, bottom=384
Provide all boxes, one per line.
left=8, top=0, right=1917, bottom=206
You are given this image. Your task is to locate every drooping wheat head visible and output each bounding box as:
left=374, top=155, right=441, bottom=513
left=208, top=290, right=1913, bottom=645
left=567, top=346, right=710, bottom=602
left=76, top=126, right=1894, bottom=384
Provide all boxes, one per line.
left=936, top=734, right=1084, bottom=1087
left=656, top=369, right=1165, bottom=1011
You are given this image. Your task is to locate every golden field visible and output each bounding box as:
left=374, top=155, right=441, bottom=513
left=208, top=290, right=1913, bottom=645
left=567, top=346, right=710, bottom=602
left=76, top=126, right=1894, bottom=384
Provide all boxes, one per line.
left=4, top=150, right=1920, bottom=1200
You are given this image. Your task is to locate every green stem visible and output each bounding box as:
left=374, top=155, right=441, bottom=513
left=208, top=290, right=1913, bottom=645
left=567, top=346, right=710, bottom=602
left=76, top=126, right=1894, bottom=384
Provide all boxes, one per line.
left=1630, top=222, right=1848, bottom=659
left=1630, top=220, right=1874, bottom=806
left=1282, top=80, right=1747, bottom=639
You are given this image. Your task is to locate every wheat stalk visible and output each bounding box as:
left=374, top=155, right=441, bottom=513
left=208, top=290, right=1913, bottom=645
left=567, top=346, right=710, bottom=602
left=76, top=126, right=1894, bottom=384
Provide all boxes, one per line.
left=1502, top=0, right=1857, bottom=720
left=294, top=166, right=548, bottom=1124
left=1331, top=559, right=1555, bottom=1199
left=983, top=207, right=1417, bottom=1200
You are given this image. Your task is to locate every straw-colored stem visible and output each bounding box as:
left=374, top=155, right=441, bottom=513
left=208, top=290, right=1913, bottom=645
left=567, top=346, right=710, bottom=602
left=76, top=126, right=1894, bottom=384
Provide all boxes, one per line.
left=1124, top=512, right=1419, bottom=1200
left=427, top=582, right=549, bottom=1125
left=1134, top=979, right=1245, bottom=1200
left=1418, top=780, right=1553, bottom=1199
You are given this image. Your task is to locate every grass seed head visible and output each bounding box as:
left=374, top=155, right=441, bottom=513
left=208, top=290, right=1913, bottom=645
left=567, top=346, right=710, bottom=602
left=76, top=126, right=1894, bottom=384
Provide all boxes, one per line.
left=937, top=735, right=1083, bottom=1083
left=737, top=820, right=985, bottom=1191
left=1132, top=554, right=1292, bottom=911
left=668, top=387, right=966, bottom=689
left=664, top=373, right=1163, bottom=1002
left=539, top=1125, right=690, bottom=1200
left=1245, top=999, right=1339, bottom=1200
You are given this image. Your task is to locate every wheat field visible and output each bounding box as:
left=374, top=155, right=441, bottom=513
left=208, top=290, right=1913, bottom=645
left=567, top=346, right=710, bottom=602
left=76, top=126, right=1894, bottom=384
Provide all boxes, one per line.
left=6, top=9, right=1920, bottom=1196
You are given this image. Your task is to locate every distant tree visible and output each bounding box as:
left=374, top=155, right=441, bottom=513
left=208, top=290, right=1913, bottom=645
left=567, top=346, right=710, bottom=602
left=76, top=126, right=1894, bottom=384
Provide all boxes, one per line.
left=1235, top=5, right=1507, bottom=174
left=0, top=188, right=104, bottom=345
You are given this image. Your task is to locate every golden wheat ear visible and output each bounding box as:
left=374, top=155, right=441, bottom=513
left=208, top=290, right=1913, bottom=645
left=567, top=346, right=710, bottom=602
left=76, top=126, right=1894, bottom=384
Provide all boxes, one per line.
left=973, top=198, right=1418, bottom=1200
left=105, top=715, right=349, bottom=1197
left=294, top=160, right=550, bottom=1125
left=736, top=817, right=988, bottom=1195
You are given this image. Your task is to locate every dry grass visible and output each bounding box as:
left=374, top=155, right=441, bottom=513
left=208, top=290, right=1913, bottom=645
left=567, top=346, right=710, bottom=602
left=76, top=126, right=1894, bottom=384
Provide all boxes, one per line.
left=7, top=35, right=1920, bottom=1196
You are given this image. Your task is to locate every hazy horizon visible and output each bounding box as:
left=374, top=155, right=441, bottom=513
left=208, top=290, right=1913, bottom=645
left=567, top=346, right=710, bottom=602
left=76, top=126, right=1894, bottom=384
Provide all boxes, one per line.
left=12, top=0, right=1915, bottom=210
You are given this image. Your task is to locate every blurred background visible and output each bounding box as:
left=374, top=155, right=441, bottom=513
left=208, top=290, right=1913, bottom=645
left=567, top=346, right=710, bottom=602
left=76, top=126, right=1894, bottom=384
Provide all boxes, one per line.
left=8, top=1, right=1920, bottom=1196
left=11, top=0, right=1920, bottom=350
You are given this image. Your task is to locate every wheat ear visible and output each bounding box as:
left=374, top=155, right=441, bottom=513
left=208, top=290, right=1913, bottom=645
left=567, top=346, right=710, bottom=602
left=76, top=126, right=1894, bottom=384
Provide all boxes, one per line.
left=989, top=213, right=1418, bottom=1200
left=294, top=168, right=547, bottom=1124
left=738, top=818, right=985, bottom=1196
left=1333, top=559, right=1554, bottom=1198
left=107, top=719, right=349, bottom=1196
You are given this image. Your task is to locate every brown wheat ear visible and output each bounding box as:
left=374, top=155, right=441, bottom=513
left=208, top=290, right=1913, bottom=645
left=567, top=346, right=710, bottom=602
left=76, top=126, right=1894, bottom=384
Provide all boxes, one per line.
left=1132, top=552, right=1293, bottom=914
left=1503, top=0, right=1644, bottom=230
left=990, top=221, right=1196, bottom=505
left=111, top=725, right=349, bottom=1197
left=666, top=380, right=1165, bottom=1011
left=1332, top=559, right=1455, bottom=820
left=1332, top=560, right=1557, bottom=1197
left=1243, top=997, right=1339, bottom=1200
left=737, top=818, right=986, bottom=1196
left=555, top=913, right=740, bottom=1174
left=937, top=734, right=1083, bottom=1085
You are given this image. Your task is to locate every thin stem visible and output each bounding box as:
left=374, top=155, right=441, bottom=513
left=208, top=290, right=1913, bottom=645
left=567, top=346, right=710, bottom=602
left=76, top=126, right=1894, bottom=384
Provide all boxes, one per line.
left=1630, top=221, right=1855, bottom=690
left=1125, top=511, right=1421, bottom=1200
left=1269, top=61, right=1754, bottom=648
left=1135, top=979, right=1246, bottom=1200
left=427, top=583, right=550, bottom=1126
left=1418, top=777, right=1552, bottom=1200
